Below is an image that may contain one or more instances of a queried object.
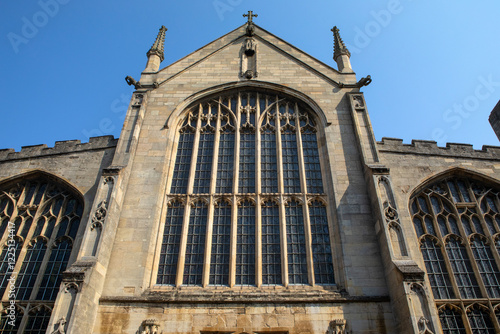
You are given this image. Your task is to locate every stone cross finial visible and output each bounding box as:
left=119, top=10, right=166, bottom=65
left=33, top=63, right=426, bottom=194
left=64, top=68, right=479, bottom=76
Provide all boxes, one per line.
left=243, top=11, right=258, bottom=23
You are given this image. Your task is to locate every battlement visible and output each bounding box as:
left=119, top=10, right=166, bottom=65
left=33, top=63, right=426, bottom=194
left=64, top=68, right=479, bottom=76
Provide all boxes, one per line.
left=0, top=136, right=118, bottom=161
left=377, top=137, right=500, bottom=160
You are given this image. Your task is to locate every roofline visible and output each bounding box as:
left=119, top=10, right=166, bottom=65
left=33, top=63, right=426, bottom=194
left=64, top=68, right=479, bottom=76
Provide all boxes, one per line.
left=148, top=23, right=355, bottom=78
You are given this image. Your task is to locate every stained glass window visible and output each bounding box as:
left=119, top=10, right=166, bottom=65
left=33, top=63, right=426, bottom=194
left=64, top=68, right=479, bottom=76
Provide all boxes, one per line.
left=261, top=130, right=278, bottom=194
left=157, top=201, right=184, bottom=285
left=36, top=238, right=72, bottom=300
left=286, top=201, right=308, bottom=285
left=439, top=306, right=466, bottom=334
left=420, top=237, right=454, bottom=299
left=281, top=130, right=301, bottom=194
left=236, top=201, right=255, bottom=285
left=216, top=133, right=235, bottom=194
left=470, top=237, right=500, bottom=298
left=23, top=307, right=52, bottom=334
left=0, top=175, right=83, bottom=334
left=261, top=201, right=281, bottom=285
left=159, top=90, right=334, bottom=288
left=309, top=201, right=334, bottom=284
left=302, top=129, right=323, bottom=194
left=467, top=305, right=496, bottom=334
left=210, top=201, right=231, bottom=286
left=411, top=176, right=500, bottom=332
left=183, top=201, right=207, bottom=286
left=170, top=116, right=196, bottom=194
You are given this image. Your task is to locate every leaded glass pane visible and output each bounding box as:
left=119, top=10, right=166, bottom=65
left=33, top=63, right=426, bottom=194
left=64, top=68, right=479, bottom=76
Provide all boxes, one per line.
left=157, top=201, right=184, bottom=285
left=193, top=132, right=214, bottom=194
left=216, top=133, right=234, bottom=193
left=23, top=307, right=52, bottom=334
left=183, top=202, right=207, bottom=286
left=281, top=131, right=301, bottom=193
left=286, top=201, right=308, bottom=284
left=467, top=306, right=495, bottom=334
left=437, top=215, right=448, bottom=236
left=36, top=239, right=72, bottom=300
left=210, top=202, right=231, bottom=286
left=309, top=201, right=334, bottom=284
left=236, top=201, right=255, bottom=285
left=261, top=201, right=281, bottom=285
left=20, top=217, right=33, bottom=239
left=446, top=238, right=481, bottom=298
left=420, top=237, right=454, bottom=299
left=439, top=307, right=466, bottom=334
left=0, top=308, right=22, bottom=334
left=470, top=237, right=500, bottom=298
left=238, top=133, right=255, bottom=193
left=170, top=132, right=195, bottom=194
left=261, top=130, right=278, bottom=193
left=302, top=131, right=324, bottom=194
left=0, top=241, right=21, bottom=298
left=413, top=217, right=425, bottom=237
left=15, top=240, right=47, bottom=300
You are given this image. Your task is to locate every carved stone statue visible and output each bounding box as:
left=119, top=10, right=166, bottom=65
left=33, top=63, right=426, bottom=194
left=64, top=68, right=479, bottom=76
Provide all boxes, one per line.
left=51, top=317, right=66, bottom=334
left=244, top=37, right=256, bottom=56
left=139, top=319, right=161, bottom=334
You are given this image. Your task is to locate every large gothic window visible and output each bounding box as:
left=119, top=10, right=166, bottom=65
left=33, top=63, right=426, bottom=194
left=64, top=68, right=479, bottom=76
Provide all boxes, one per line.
left=410, top=176, right=500, bottom=333
left=156, top=90, right=334, bottom=287
left=0, top=174, right=83, bottom=334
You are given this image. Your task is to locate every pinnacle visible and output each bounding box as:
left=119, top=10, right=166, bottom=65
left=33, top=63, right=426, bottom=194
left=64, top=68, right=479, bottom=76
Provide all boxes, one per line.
left=147, top=25, right=168, bottom=62
left=331, top=26, right=351, bottom=60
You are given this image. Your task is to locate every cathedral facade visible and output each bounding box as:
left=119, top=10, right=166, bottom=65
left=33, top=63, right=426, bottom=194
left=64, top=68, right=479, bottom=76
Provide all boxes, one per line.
left=1, top=14, right=500, bottom=334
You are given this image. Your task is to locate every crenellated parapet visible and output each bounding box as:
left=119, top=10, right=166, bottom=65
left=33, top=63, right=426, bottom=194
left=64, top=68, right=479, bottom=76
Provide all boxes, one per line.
left=378, top=137, right=500, bottom=160
left=0, top=135, right=118, bottom=161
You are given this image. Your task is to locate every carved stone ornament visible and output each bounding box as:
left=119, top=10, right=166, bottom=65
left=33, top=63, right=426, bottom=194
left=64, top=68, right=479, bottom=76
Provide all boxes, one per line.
left=133, top=94, right=144, bottom=107
left=418, top=317, right=435, bottom=334
left=352, top=95, right=364, bottom=108
left=91, top=201, right=108, bottom=230
left=62, top=260, right=95, bottom=291
left=367, top=164, right=390, bottom=175
left=139, top=319, right=161, bottom=334
left=51, top=317, right=67, bottom=334
left=327, top=319, right=347, bottom=334
left=104, top=176, right=114, bottom=185
left=394, top=260, right=425, bottom=281
left=244, top=37, right=256, bottom=56
left=385, top=206, right=398, bottom=221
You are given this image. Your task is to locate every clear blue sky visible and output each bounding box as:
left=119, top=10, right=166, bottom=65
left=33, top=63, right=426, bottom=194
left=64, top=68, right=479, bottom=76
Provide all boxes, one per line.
left=1, top=1, right=499, bottom=151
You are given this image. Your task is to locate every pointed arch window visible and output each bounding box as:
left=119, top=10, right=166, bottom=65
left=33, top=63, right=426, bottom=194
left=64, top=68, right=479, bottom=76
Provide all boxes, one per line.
left=261, top=200, right=281, bottom=285
left=157, top=90, right=335, bottom=288
left=420, top=236, right=454, bottom=299
left=410, top=175, right=500, bottom=332
left=439, top=305, right=466, bottom=334
left=183, top=201, right=208, bottom=286
left=209, top=200, right=231, bottom=286
left=157, top=200, right=184, bottom=285
left=467, top=304, right=496, bottom=334
left=0, top=174, right=83, bottom=334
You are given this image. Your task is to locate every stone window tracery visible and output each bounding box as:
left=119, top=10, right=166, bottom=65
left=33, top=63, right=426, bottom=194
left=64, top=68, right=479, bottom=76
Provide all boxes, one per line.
left=410, top=176, right=500, bottom=333
left=0, top=175, right=83, bottom=334
left=156, top=90, right=334, bottom=288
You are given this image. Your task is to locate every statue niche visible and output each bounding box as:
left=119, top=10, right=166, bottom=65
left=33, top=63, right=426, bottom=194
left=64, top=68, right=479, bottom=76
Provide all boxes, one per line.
left=240, top=37, right=258, bottom=79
